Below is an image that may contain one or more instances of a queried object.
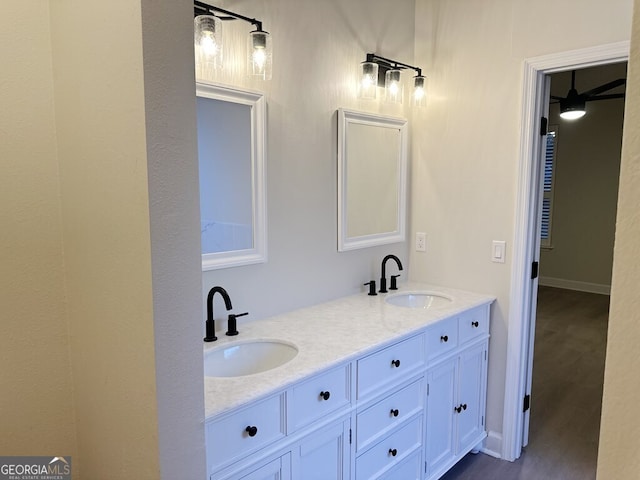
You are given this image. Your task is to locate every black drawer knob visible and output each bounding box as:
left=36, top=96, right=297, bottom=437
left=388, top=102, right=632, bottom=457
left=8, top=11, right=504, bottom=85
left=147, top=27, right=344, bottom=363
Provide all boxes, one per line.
left=388, top=448, right=398, bottom=457
left=462, top=403, right=467, bottom=411
left=320, top=391, right=331, bottom=401
left=390, top=409, right=399, bottom=417
left=245, top=425, right=258, bottom=437
left=454, top=405, right=462, bottom=413
left=472, top=321, right=479, bottom=328
left=440, top=335, right=449, bottom=342
left=391, top=359, right=401, bottom=368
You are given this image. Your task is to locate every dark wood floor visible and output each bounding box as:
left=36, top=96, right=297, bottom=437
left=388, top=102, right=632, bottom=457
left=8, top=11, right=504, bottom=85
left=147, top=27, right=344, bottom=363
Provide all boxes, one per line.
left=440, top=286, right=610, bottom=480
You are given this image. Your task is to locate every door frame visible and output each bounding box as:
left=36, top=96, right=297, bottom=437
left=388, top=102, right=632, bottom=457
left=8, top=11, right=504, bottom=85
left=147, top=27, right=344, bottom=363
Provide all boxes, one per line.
left=501, top=41, right=630, bottom=462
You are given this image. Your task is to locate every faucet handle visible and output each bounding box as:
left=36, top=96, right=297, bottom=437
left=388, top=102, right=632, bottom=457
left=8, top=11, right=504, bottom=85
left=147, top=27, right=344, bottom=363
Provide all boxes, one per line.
left=390, top=274, right=401, bottom=290
left=226, top=312, right=248, bottom=336
left=364, top=281, right=377, bottom=296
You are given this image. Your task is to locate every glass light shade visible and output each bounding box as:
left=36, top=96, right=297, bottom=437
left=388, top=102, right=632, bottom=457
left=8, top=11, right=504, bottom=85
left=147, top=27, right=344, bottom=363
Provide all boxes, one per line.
left=385, top=69, right=403, bottom=104
left=194, top=15, right=222, bottom=79
left=248, top=30, right=272, bottom=80
left=359, top=61, right=379, bottom=99
left=559, top=107, right=586, bottom=120
left=413, top=75, right=426, bottom=107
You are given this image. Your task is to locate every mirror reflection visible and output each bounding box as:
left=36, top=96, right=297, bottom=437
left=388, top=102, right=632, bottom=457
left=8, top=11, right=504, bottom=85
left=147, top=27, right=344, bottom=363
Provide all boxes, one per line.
left=337, top=109, right=407, bottom=251
left=196, top=82, right=267, bottom=270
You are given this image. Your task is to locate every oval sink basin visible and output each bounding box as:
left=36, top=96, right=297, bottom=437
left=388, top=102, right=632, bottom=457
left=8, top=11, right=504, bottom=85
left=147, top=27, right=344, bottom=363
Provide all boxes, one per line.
left=204, top=340, right=298, bottom=378
left=385, top=292, right=453, bottom=309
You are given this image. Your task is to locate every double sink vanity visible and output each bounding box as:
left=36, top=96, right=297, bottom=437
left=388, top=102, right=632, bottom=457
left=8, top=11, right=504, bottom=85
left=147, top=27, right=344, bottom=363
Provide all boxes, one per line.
left=203, top=282, right=494, bottom=480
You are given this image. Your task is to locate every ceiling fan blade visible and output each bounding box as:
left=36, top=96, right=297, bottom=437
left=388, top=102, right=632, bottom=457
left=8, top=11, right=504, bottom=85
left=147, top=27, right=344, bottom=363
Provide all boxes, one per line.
left=585, top=93, right=626, bottom=102
left=550, top=95, right=564, bottom=101
left=582, top=78, right=626, bottom=97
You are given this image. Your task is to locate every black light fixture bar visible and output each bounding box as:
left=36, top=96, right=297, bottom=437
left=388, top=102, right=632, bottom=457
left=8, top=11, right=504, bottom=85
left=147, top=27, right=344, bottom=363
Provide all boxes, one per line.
left=366, top=53, right=422, bottom=77
left=194, top=0, right=263, bottom=31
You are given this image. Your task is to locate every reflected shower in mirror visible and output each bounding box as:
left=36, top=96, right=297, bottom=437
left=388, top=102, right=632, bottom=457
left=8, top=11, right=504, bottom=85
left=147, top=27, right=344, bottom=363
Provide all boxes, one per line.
left=196, top=81, right=267, bottom=270
left=337, top=109, right=407, bottom=251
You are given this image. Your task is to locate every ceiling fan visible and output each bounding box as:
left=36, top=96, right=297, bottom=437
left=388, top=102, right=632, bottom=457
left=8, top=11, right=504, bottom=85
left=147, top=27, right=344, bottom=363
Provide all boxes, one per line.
left=551, top=70, right=626, bottom=120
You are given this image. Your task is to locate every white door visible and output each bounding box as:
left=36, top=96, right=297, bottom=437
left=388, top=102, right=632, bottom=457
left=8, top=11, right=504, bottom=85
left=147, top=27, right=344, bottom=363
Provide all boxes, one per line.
left=293, top=418, right=350, bottom=480
left=521, top=74, right=551, bottom=448
left=425, top=359, right=456, bottom=476
left=456, top=343, right=487, bottom=452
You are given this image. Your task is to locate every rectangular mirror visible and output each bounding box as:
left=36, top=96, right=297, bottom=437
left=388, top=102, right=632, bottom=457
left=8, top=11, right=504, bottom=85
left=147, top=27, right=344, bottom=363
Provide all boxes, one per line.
left=337, top=108, right=407, bottom=251
left=196, top=81, right=267, bottom=270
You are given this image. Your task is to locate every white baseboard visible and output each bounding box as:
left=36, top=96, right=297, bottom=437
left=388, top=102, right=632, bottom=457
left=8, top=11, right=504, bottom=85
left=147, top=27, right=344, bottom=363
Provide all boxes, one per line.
left=480, top=430, right=502, bottom=459
left=538, top=276, right=610, bottom=295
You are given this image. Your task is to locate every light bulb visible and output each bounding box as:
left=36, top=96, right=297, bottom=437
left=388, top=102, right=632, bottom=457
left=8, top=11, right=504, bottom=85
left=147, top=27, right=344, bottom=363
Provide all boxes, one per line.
left=194, top=15, right=222, bottom=79
left=359, top=61, right=379, bottom=99
left=248, top=31, right=272, bottom=80
left=385, top=69, right=403, bottom=104
left=413, top=75, right=426, bottom=107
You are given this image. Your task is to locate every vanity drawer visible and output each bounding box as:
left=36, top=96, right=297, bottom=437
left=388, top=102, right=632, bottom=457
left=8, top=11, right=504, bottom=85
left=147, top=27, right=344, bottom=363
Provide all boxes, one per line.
left=206, top=393, right=286, bottom=469
left=458, top=305, right=489, bottom=345
left=356, top=378, right=424, bottom=451
left=289, top=364, right=351, bottom=431
left=426, top=316, right=458, bottom=361
left=355, top=415, right=423, bottom=480
left=357, top=334, right=425, bottom=399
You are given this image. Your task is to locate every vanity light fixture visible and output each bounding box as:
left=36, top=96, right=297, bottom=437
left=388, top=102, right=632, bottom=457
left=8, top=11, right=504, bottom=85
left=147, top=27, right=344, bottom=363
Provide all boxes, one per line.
left=194, top=1, right=272, bottom=80
left=359, top=53, right=426, bottom=107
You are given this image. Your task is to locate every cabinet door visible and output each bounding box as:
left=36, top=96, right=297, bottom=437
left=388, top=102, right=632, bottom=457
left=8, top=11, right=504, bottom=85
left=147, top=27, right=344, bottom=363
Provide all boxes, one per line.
left=293, top=418, right=350, bottom=480
left=456, top=342, right=487, bottom=454
left=425, top=359, right=456, bottom=476
left=236, top=453, right=291, bottom=480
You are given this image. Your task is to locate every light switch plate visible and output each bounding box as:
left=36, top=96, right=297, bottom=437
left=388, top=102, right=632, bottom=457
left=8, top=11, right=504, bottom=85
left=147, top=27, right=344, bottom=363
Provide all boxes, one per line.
left=492, top=240, right=506, bottom=263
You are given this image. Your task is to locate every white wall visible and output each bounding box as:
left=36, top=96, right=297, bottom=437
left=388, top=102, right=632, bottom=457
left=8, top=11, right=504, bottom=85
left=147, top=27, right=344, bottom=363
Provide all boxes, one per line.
left=540, top=70, right=624, bottom=293
left=201, top=0, right=415, bottom=328
left=0, top=1, right=77, bottom=458
left=412, top=0, right=633, bottom=451
left=598, top=2, right=640, bottom=475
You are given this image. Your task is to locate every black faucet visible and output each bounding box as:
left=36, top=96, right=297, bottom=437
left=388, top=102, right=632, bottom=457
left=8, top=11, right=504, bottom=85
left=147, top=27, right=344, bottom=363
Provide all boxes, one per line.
left=204, top=286, right=232, bottom=342
left=380, top=255, right=403, bottom=293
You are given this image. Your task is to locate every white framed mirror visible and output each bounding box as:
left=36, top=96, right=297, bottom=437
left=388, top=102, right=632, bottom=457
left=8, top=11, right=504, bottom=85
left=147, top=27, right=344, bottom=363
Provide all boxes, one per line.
left=337, top=109, right=407, bottom=251
left=196, top=81, right=267, bottom=270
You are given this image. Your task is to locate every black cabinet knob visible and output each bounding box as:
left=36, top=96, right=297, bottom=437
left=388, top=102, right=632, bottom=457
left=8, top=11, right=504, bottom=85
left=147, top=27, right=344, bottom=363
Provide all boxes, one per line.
left=462, top=403, right=467, bottom=411
left=454, top=405, right=462, bottom=413
left=388, top=448, right=398, bottom=457
left=320, top=391, right=331, bottom=401
left=440, top=335, right=449, bottom=342
left=471, top=321, right=479, bottom=328
left=390, top=409, right=399, bottom=417
left=391, top=359, right=401, bottom=368
left=245, top=425, right=258, bottom=437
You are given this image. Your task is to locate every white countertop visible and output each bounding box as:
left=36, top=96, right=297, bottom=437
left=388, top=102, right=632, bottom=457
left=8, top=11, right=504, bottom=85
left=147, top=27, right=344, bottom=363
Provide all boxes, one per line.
left=204, top=282, right=495, bottom=419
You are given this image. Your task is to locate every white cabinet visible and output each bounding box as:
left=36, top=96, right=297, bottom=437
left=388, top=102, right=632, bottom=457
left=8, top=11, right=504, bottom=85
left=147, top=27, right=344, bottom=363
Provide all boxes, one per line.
left=425, top=340, right=488, bottom=480
left=234, top=453, right=291, bottom=480
left=205, top=303, right=491, bottom=480
left=292, top=418, right=351, bottom=480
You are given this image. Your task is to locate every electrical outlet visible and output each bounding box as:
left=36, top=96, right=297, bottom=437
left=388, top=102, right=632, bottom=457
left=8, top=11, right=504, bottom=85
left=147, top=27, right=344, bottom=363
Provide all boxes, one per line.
left=416, top=232, right=426, bottom=252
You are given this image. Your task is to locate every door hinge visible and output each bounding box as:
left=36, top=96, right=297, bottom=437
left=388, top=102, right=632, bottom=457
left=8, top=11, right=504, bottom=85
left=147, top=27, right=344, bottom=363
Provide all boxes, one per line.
left=482, top=415, right=485, bottom=426
left=523, top=394, right=531, bottom=412
left=484, top=350, right=487, bottom=361
left=427, top=383, right=430, bottom=396
left=540, top=116, right=548, bottom=136
left=349, top=428, right=352, bottom=444
left=425, top=461, right=428, bottom=473
left=531, top=261, right=539, bottom=280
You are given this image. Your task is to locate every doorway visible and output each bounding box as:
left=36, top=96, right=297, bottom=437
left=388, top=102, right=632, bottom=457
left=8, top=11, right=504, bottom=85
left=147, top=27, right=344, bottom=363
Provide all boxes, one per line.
left=524, top=62, right=626, bottom=475
left=502, top=42, right=630, bottom=462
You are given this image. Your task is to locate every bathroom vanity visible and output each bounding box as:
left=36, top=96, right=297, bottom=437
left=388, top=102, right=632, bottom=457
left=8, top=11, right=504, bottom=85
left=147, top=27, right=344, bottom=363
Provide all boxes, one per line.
left=204, top=283, right=494, bottom=480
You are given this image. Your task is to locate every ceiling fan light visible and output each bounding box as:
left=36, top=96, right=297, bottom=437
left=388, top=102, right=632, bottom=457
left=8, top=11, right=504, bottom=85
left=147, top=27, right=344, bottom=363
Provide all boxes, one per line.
left=560, top=95, right=586, bottom=120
